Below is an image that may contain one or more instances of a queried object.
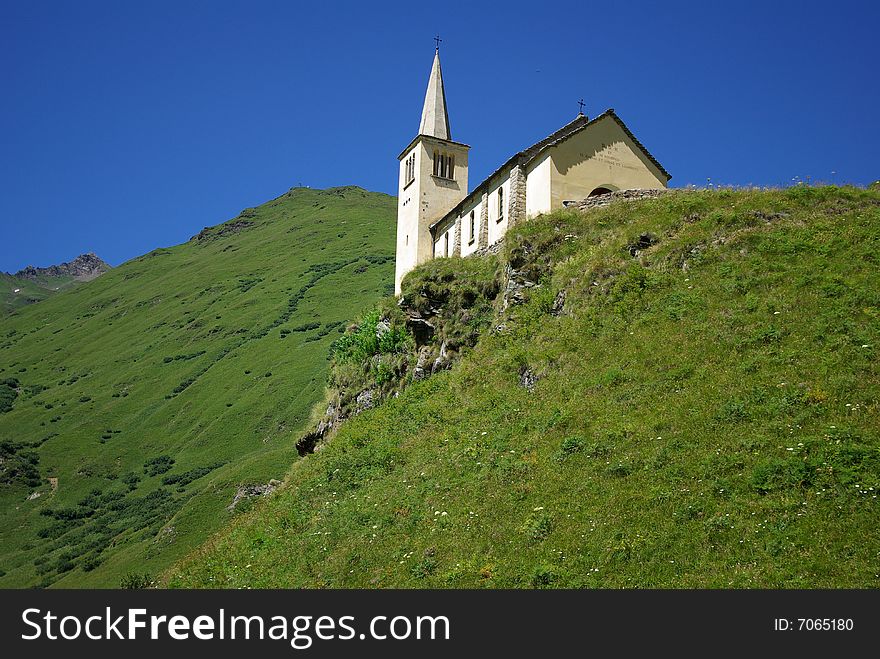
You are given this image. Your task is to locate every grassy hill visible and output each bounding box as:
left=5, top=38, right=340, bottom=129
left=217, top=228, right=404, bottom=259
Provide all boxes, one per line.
left=0, top=185, right=396, bottom=587
left=169, top=185, right=880, bottom=588
left=2, top=254, right=110, bottom=314
left=1, top=272, right=73, bottom=314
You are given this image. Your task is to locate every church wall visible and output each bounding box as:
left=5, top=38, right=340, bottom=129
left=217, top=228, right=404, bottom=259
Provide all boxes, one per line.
left=432, top=223, right=457, bottom=259
left=487, top=177, right=511, bottom=245
left=548, top=115, right=667, bottom=207
left=525, top=154, right=553, bottom=217
left=457, top=196, right=484, bottom=258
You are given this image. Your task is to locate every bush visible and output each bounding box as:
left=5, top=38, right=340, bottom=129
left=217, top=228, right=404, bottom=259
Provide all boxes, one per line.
left=291, top=322, right=321, bottom=332
left=751, top=458, right=813, bottom=494
left=122, top=472, right=141, bottom=490
left=0, top=440, right=41, bottom=487
left=523, top=512, right=553, bottom=543
left=161, top=462, right=225, bottom=488
left=143, top=455, right=175, bottom=477
left=0, top=378, right=19, bottom=413
left=555, top=436, right=586, bottom=461
left=530, top=564, right=557, bottom=588
left=120, top=572, right=152, bottom=589
left=331, top=309, right=409, bottom=364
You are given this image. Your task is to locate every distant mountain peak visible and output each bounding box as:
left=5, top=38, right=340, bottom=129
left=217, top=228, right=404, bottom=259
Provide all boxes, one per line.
left=14, top=253, right=111, bottom=282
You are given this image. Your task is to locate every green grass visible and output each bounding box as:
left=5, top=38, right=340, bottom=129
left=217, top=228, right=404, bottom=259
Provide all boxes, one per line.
left=0, top=185, right=396, bottom=587
left=168, top=186, right=880, bottom=588
left=1, top=272, right=79, bottom=314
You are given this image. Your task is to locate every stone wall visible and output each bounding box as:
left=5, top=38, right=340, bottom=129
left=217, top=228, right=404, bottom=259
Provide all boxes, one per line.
left=478, top=191, right=489, bottom=248
left=568, top=187, right=670, bottom=211
left=508, top=164, right=527, bottom=227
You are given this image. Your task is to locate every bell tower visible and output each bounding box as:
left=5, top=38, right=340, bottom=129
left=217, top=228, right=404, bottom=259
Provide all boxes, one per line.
left=394, top=45, right=469, bottom=295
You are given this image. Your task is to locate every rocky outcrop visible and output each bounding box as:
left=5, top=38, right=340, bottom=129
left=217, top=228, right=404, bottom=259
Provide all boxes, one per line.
left=502, top=263, right=539, bottom=310
left=14, top=253, right=110, bottom=282
left=296, top=401, right=343, bottom=455
left=192, top=218, right=254, bottom=242
left=227, top=479, right=282, bottom=511
left=627, top=232, right=659, bottom=257
left=518, top=366, right=539, bottom=392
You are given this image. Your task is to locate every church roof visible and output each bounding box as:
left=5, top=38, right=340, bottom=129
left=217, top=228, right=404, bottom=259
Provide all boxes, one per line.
left=430, top=109, right=671, bottom=231
left=419, top=49, right=452, bottom=140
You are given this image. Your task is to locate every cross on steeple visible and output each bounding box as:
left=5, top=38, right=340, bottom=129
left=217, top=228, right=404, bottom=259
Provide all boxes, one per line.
left=434, top=35, right=442, bottom=50
left=578, top=98, right=586, bottom=115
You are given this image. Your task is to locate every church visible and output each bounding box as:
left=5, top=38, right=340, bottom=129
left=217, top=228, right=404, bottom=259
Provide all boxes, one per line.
left=394, top=47, right=671, bottom=294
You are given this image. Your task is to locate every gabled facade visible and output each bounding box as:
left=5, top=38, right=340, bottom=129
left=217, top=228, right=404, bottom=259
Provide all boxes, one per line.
left=395, top=50, right=671, bottom=294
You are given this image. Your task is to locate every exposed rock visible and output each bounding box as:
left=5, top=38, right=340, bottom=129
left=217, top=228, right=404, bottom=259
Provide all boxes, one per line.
left=431, top=342, right=452, bottom=374
left=355, top=388, right=375, bottom=412
left=627, top=232, right=659, bottom=257
left=14, top=253, right=110, bottom=282
left=412, top=346, right=434, bottom=381
left=227, top=479, right=282, bottom=511
left=192, top=218, right=254, bottom=242
left=519, top=366, right=539, bottom=392
left=155, top=525, right=177, bottom=545
left=472, top=239, right=505, bottom=257
left=375, top=320, right=391, bottom=339
left=751, top=210, right=789, bottom=223
left=550, top=289, right=567, bottom=316
left=405, top=312, right=436, bottom=347
left=296, top=402, right=340, bottom=456
left=26, top=491, right=41, bottom=501
left=502, top=264, right=539, bottom=310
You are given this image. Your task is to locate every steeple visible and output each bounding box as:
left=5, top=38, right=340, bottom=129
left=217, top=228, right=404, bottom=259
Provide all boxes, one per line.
left=418, top=48, right=451, bottom=140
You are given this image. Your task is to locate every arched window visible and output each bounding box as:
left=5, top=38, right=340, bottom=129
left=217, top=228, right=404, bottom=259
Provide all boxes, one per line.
left=444, top=231, right=449, bottom=257
left=497, top=187, right=504, bottom=222
left=469, top=210, right=475, bottom=244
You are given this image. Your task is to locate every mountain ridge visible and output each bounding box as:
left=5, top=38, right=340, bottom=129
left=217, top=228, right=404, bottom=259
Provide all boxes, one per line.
left=13, top=252, right=111, bottom=282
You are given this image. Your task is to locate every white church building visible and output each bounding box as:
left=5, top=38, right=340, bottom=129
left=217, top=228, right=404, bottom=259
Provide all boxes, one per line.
left=394, top=48, right=671, bottom=294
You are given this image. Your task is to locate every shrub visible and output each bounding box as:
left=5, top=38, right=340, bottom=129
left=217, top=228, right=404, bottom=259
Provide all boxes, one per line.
left=530, top=564, right=557, bottom=588
left=410, top=558, right=437, bottom=579
left=122, top=472, right=141, bottom=490
left=0, top=378, right=19, bottom=413
left=751, top=458, right=813, bottom=494
left=555, top=436, right=586, bottom=461
left=143, top=455, right=175, bottom=477
left=120, top=572, right=152, bottom=589
left=161, top=462, right=225, bottom=488
left=0, top=440, right=42, bottom=487
left=332, top=309, right=409, bottom=364
left=524, top=512, right=553, bottom=543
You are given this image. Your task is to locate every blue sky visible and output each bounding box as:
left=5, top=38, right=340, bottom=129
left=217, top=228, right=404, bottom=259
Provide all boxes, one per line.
left=1, top=0, right=877, bottom=273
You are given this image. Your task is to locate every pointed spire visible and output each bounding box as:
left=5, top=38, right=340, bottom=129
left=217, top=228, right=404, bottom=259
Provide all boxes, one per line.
left=419, top=48, right=451, bottom=140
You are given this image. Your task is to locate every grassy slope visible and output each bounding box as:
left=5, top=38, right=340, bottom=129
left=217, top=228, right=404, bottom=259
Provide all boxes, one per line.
left=170, top=186, right=880, bottom=588
left=0, top=185, right=396, bottom=587
left=1, top=273, right=76, bottom=314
